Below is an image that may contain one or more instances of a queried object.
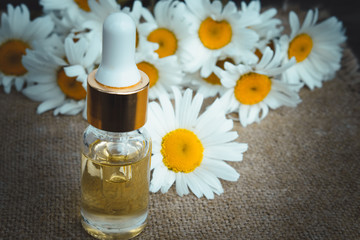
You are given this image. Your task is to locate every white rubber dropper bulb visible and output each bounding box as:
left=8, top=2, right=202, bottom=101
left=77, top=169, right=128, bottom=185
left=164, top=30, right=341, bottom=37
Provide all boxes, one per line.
left=95, top=12, right=140, bottom=88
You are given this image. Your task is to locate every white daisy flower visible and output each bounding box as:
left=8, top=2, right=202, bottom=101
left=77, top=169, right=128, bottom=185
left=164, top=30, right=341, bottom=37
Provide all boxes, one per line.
left=0, top=4, right=54, bottom=93
left=280, top=9, right=346, bottom=90
left=138, top=0, right=193, bottom=60
left=147, top=87, right=248, bottom=199
left=21, top=35, right=97, bottom=117
left=216, top=46, right=301, bottom=127
left=136, top=52, right=184, bottom=100
left=240, top=1, right=283, bottom=49
left=181, top=0, right=259, bottom=77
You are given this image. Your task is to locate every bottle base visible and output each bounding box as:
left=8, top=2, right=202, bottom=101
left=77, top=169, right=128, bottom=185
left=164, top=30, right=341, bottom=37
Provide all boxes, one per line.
left=81, top=215, right=147, bottom=240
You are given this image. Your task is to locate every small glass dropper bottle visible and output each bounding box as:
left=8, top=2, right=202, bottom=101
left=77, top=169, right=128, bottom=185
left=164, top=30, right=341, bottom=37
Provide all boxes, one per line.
left=80, top=12, right=151, bottom=240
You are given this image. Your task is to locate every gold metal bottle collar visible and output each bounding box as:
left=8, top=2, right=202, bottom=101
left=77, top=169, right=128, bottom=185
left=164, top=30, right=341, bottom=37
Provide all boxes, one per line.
left=87, top=69, right=149, bottom=132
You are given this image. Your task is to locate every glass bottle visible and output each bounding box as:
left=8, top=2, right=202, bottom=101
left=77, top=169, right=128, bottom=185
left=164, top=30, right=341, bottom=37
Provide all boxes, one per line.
left=80, top=12, right=151, bottom=239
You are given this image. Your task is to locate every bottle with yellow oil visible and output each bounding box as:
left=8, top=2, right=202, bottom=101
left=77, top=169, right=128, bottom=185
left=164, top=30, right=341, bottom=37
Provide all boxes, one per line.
left=81, top=12, right=151, bottom=240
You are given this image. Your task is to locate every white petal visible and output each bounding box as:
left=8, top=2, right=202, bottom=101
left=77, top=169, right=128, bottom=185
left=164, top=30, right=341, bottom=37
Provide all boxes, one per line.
left=222, top=1, right=236, bottom=17
left=198, top=116, right=233, bottom=142
left=158, top=94, right=176, bottom=129
left=193, top=175, right=215, bottom=199
left=150, top=154, right=163, bottom=170
left=160, top=170, right=176, bottom=194
left=26, top=15, right=54, bottom=41
left=64, top=37, right=78, bottom=64
left=185, top=173, right=203, bottom=198
left=203, top=159, right=240, bottom=181
left=175, top=173, right=189, bottom=196
left=239, top=104, right=251, bottom=127
left=301, top=9, right=314, bottom=30
left=186, top=91, right=203, bottom=127
left=194, top=168, right=223, bottom=195
left=289, top=11, right=300, bottom=38
left=201, top=131, right=238, bottom=146
left=54, top=100, right=84, bottom=115
left=2, top=75, right=13, bottom=87
left=204, top=142, right=248, bottom=161
left=14, top=77, right=25, bottom=91
left=37, top=95, right=65, bottom=114
left=3, top=79, right=13, bottom=94
left=22, top=84, right=61, bottom=101
left=180, top=89, right=194, bottom=128
left=150, top=165, right=168, bottom=193
left=148, top=102, right=169, bottom=135
left=185, top=0, right=207, bottom=20
left=257, top=47, right=273, bottom=69
left=247, top=104, right=261, bottom=124
left=64, top=65, right=86, bottom=79
left=258, top=102, right=269, bottom=121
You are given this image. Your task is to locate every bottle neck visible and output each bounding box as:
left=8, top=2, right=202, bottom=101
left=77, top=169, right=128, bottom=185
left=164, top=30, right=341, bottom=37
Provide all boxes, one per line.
left=87, top=125, right=144, bottom=138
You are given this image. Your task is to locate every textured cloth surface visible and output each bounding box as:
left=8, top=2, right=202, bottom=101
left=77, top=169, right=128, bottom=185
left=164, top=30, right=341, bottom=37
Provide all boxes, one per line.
left=1, top=11, right=360, bottom=240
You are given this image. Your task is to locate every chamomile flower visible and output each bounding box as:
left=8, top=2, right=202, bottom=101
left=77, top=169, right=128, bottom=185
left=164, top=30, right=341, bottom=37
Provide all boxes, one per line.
left=280, top=9, right=346, bottom=90
left=147, top=87, right=248, bottom=199
left=21, top=35, right=97, bottom=117
left=138, top=0, right=192, bottom=60
left=0, top=4, right=54, bottom=93
left=136, top=52, right=183, bottom=100
left=181, top=0, right=259, bottom=77
left=216, top=46, right=301, bottom=127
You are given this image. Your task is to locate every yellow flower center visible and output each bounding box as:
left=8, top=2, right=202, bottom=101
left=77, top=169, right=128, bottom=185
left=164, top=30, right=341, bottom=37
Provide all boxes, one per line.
left=57, top=68, right=86, bottom=100
left=74, top=0, right=91, bottom=11
left=0, top=39, right=30, bottom=76
left=234, top=72, right=272, bottom=105
left=161, top=129, right=204, bottom=173
left=136, top=61, right=159, bottom=88
left=288, top=33, right=313, bottom=62
left=147, top=28, right=177, bottom=58
left=203, top=58, right=234, bottom=85
left=198, top=17, right=232, bottom=50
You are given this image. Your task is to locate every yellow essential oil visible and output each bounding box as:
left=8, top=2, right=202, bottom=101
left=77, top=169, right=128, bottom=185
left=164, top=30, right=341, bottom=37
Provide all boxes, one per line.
left=81, top=136, right=151, bottom=240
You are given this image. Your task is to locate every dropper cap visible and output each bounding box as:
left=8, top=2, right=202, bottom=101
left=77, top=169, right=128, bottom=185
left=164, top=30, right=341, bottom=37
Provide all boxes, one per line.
left=87, top=12, right=149, bottom=132
left=95, top=13, right=140, bottom=87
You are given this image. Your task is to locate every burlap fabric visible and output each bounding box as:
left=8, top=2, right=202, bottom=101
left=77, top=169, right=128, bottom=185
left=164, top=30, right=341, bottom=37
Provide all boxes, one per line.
left=1, top=7, right=360, bottom=240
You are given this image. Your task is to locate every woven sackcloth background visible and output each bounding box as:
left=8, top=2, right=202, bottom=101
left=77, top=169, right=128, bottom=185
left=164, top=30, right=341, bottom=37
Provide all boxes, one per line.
left=1, top=5, right=360, bottom=240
